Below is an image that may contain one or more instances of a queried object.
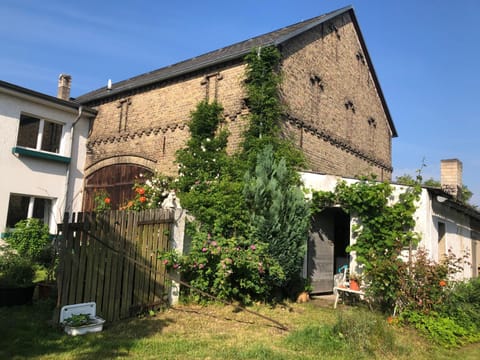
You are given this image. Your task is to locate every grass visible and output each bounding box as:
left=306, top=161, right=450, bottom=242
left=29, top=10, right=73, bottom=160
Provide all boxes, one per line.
left=0, top=298, right=479, bottom=359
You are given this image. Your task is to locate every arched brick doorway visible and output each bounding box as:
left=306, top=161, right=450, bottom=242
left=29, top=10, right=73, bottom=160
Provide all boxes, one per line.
left=83, top=164, right=153, bottom=211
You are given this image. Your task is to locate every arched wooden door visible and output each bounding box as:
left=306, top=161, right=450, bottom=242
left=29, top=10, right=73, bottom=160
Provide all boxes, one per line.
left=83, top=164, right=153, bottom=211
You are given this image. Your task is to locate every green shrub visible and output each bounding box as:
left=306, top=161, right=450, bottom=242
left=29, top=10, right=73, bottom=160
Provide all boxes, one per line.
left=0, top=249, right=35, bottom=288
left=400, top=310, right=472, bottom=348
left=396, top=248, right=454, bottom=314
left=5, top=218, right=51, bottom=263
left=441, top=278, right=480, bottom=330
left=161, top=231, right=284, bottom=304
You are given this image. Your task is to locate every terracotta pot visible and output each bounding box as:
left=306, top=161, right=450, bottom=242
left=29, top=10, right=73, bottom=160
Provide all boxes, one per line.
left=37, top=282, right=57, bottom=300
left=349, top=279, right=360, bottom=291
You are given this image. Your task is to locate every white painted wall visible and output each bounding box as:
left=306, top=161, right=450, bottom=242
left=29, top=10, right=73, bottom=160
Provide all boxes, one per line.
left=0, top=87, right=91, bottom=235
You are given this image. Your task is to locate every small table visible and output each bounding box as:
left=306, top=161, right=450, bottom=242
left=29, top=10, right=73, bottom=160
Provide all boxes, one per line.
left=333, top=286, right=365, bottom=309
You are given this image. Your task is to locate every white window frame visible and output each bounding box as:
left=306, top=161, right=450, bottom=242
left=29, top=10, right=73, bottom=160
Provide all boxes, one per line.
left=6, top=194, right=53, bottom=230
left=17, top=113, right=65, bottom=155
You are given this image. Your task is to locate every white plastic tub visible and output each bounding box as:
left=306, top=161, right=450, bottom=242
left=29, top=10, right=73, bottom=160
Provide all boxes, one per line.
left=60, top=302, right=105, bottom=336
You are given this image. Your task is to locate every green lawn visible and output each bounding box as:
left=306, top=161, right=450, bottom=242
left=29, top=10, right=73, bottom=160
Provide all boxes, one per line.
left=0, top=298, right=478, bottom=359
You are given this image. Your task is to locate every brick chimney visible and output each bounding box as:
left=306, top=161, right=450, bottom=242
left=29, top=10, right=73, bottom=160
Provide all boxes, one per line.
left=57, top=74, right=72, bottom=100
left=441, top=159, right=463, bottom=199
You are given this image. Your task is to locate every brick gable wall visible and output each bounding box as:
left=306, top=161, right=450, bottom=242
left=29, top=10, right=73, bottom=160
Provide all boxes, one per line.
left=280, top=12, right=392, bottom=179
left=85, top=13, right=392, bottom=182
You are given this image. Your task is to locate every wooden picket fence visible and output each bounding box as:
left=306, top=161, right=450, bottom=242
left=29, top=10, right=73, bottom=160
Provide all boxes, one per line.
left=54, top=209, right=176, bottom=323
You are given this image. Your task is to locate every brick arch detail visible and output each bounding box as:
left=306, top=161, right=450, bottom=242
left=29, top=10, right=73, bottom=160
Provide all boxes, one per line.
left=84, top=155, right=157, bottom=178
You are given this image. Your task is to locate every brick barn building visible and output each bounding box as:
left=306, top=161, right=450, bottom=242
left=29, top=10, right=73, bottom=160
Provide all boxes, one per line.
left=76, top=6, right=396, bottom=211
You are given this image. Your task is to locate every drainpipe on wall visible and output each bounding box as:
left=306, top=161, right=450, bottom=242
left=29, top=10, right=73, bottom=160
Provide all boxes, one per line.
left=61, top=106, right=83, bottom=223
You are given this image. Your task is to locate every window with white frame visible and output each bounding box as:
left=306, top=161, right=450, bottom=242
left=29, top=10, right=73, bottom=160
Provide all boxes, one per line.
left=6, top=194, right=52, bottom=228
left=17, top=114, right=63, bottom=153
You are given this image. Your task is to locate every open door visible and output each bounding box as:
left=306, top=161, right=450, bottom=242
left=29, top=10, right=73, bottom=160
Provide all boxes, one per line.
left=308, top=208, right=350, bottom=293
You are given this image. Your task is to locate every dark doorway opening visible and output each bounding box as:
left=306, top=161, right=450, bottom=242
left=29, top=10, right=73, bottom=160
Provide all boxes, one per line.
left=308, top=207, right=350, bottom=294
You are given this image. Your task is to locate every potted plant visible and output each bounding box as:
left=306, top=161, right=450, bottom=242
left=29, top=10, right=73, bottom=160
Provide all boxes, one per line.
left=34, top=240, right=59, bottom=300
left=4, top=218, right=57, bottom=300
left=349, top=273, right=362, bottom=291
left=0, top=247, right=36, bottom=306
left=60, top=302, right=106, bottom=336
left=296, top=278, right=313, bottom=303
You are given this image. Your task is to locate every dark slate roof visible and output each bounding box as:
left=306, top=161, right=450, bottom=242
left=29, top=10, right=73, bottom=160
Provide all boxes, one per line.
left=0, top=80, right=97, bottom=116
left=425, top=186, right=480, bottom=222
left=76, top=5, right=396, bottom=136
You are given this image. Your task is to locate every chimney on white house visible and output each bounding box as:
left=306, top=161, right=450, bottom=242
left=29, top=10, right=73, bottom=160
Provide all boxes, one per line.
left=441, top=159, right=463, bottom=199
left=57, top=74, right=72, bottom=100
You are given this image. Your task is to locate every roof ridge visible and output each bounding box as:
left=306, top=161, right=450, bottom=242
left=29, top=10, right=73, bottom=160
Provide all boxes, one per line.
left=76, top=6, right=353, bottom=103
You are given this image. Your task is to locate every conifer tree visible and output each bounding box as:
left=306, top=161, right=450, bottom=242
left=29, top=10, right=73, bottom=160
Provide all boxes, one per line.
left=244, top=145, right=310, bottom=288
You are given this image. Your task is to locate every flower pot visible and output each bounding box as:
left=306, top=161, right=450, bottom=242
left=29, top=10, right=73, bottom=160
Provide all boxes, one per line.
left=0, top=285, right=35, bottom=306
left=296, top=291, right=310, bottom=303
left=36, top=282, right=57, bottom=300
left=349, top=279, right=360, bottom=291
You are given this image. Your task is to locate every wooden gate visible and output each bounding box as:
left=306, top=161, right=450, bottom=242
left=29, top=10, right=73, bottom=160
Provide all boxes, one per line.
left=55, top=209, right=175, bottom=322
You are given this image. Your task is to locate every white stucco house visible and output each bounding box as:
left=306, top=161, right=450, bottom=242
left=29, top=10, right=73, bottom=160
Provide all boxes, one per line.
left=0, top=76, right=97, bottom=237
left=301, top=159, right=480, bottom=293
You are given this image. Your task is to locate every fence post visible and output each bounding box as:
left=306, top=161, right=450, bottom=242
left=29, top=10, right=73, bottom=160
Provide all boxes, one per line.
left=168, top=209, right=186, bottom=305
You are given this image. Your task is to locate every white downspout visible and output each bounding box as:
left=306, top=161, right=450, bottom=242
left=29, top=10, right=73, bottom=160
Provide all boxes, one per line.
left=61, top=106, right=83, bottom=224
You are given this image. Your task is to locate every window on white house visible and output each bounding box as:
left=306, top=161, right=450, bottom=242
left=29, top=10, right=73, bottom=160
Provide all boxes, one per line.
left=438, top=222, right=446, bottom=261
left=17, top=114, right=63, bottom=153
left=6, top=194, right=52, bottom=228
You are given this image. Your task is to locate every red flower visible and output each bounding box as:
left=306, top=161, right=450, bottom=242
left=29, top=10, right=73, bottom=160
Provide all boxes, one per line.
left=139, top=196, right=147, bottom=203
left=439, top=280, right=447, bottom=287
left=136, top=187, right=145, bottom=195
left=104, top=197, right=111, bottom=204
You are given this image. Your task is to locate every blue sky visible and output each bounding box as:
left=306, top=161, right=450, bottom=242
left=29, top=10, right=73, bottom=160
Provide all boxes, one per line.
left=1, top=0, right=479, bottom=205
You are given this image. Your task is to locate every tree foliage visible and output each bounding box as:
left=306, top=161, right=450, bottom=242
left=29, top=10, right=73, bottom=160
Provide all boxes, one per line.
left=396, top=174, right=473, bottom=204
left=175, top=101, right=249, bottom=236
left=244, top=146, right=310, bottom=289
left=176, top=101, right=229, bottom=193
left=241, top=46, right=306, bottom=173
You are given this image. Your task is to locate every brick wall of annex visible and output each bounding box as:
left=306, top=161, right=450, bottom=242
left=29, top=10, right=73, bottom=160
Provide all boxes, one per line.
left=280, top=12, right=393, bottom=180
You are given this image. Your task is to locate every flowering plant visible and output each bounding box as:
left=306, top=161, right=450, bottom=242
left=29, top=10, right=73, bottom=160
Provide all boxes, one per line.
left=120, top=172, right=174, bottom=211
left=159, top=230, right=284, bottom=304
left=93, top=189, right=111, bottom=213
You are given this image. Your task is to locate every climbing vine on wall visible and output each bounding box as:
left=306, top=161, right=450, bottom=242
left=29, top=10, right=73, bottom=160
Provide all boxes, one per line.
left=312, top=175, right=422, bottom=311
left=241, top=46, right=305, bottom=172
